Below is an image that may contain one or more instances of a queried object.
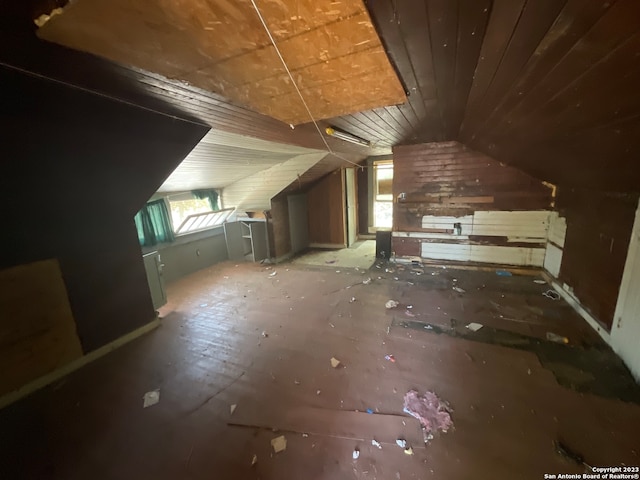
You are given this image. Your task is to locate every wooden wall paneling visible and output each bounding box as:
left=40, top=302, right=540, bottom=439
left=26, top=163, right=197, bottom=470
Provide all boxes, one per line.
left=508, top=115, right=640, bottom=191
left=490, top=30, right=640, bottom=154
left=449, top=0, right=491, bottom=138
left=464, top=0, right=567, bottom=138
left=392, top=141, right=553, bottom=263
left=307, top=170, right=346, bottom=246
left=463, top=0, right=619, bottom=145
left=425, top=0, right=459, bottom=139
left=357, top=110, right=403, bottom=145
left=557, top=189, right=639, bottom=329
left=476, top=0, right=640, bottom=155
left=364, top=0, right=440, bottom=143
left=460, top=0, right=527, bottom=138
left=395, top=0, right=443, bottom=141
left=0, top=259, right=83, bottom=397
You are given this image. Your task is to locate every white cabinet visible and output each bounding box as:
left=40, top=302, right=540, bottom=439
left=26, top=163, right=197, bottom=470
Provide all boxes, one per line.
left=224, top=220, right=268, bottom=262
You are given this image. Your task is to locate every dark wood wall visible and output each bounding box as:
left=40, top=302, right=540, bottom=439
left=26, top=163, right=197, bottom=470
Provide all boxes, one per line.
left=556, top=189, right=639, bottom=329
left=307, top=170, right=346, bottom=246
left=0, top=65, right=208, bottom=353
left=393, top=142, right=552, bottom=229
left=357, top=166, right=369, bottom=235
left=392, top=141, right=553, bottom=252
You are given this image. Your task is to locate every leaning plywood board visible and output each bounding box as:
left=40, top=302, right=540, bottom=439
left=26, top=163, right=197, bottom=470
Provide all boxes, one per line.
left=0, top=259, right=82, bottom=397
left=230, top=405, right=423, bottom=446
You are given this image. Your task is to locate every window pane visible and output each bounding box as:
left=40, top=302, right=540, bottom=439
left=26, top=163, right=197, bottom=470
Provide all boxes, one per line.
left=374, top=161, right=393, bottom=201
left=169, top=198, right=212, bottom=232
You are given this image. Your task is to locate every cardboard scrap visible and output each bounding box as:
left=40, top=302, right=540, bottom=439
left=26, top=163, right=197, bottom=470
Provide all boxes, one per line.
left=143, top=389, right=160, bottom=408
left=271, top=435, right=287, bottom=453
left=330, top=357, right=341, bottom=368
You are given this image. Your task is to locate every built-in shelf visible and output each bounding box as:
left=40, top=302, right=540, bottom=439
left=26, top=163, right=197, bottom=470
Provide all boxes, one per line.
left=224, top=220, right=268, bottom=262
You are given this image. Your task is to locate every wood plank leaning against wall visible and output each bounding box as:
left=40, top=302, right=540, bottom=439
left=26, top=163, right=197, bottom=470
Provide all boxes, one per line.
left=392, top=141, right=553, bottom=266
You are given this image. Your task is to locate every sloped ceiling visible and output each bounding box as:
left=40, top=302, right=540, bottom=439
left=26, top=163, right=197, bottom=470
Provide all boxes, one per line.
left=5, top=0, right=640, bottom=193
left=35, top=0, right=406, bottom=125
left=223, top=152, right=328, bottom=210
left=157, top=129, right=322, bottom=192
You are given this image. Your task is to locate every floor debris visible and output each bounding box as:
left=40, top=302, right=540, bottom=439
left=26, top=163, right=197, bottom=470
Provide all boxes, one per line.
left=230, top=404, right=237, bottom=415
left=452, top=286, right=466, bottom=294
left=403, top=390, right=453, bottom=440
left=251, top=454, right=257, bottom=466
left=466, top=322, right=484, bottom=332
left=534, top=279, right=547, bottom=284
left=546, top=332, right=569, bottom=344
left=496, top=270, right=513, bottom=276
left=385, top=354, right=396, bottom=363
left=350, top=296, right=356, bottom=303
left=142, top=389, right=160, bottom=408
left=385, top=300, right=399, bottom=309
left=362, top=277, right=372, bottom=285
left=404, top=447, right=414, bottom=455
left=542, top=289, right=561, bottom=300
left=330, top=357, right=341, bottom=368
left=396, top=439, right=407, bottom=448
left=352, top=448, right=360, bottom=459
left=269, top=271, right=277, bottom=277
left=371, top=439, right=382, bottom=449
left=271, top=435, right=287, bottom=453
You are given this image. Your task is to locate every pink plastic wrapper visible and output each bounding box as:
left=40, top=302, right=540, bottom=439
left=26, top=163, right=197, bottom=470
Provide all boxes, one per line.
left=403, top=390, right=453, bottom=434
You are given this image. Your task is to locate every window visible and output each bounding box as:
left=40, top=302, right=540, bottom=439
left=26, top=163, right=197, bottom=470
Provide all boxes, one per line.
left=373, top=160, right=393, bottom=228
left=175, top=208, right=235, bottom=235
left=166, top=190, right=232, bottom=235
left=168, top=196, right=212, bottom=232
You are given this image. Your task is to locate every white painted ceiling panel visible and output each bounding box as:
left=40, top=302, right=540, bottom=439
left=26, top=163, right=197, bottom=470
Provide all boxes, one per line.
left=223, top=152, right=328, bottom=211
left=158, top=129, right=321, bottom=192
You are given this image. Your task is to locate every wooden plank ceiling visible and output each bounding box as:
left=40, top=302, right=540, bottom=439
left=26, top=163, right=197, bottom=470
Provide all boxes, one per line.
left=328, top=0, right=640, bottom=191
left=36, top=0, right=406, bottom=126
left=6, top=0, right=640, bottom=193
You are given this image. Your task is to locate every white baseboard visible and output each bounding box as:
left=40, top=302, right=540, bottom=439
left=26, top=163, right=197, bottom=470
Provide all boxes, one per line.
left=542, top=271, right=611, bottom=344
left=0, top=317, right=160, bottom=410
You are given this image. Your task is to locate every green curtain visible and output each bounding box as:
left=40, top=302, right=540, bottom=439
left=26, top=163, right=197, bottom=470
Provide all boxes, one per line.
left=192, top=189, right=219, bottom=211
left=134, top=199, right=174, bottom=247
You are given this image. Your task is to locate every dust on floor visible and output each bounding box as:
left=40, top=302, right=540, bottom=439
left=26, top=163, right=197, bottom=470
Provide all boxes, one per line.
left=1, top=260, right=639, bottom=479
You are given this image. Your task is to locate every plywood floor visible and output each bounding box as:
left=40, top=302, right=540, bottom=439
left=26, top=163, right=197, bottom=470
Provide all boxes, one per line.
left=292, top=240, right=376, bottom=269
left=1, top=261, right=639, bottom=479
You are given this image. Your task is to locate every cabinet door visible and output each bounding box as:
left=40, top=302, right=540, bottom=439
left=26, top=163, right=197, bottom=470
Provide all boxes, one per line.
left=143, top=251, right=166, bottom=310
left=250, top=222, right=268, bottom=262
left=224, top=222, right=245, bottom=260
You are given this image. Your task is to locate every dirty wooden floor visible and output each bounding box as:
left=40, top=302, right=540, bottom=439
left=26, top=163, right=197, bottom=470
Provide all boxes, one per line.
left=1, top=261, right=639, bottom=480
